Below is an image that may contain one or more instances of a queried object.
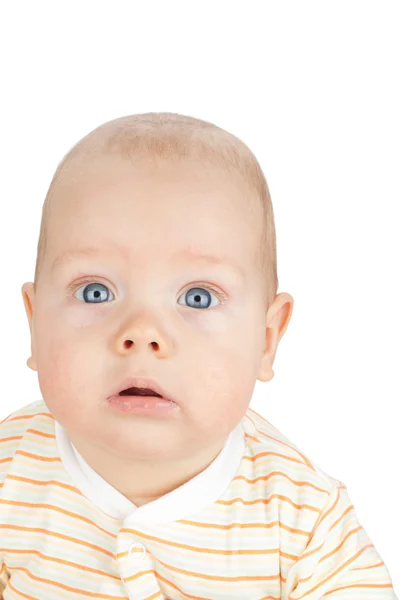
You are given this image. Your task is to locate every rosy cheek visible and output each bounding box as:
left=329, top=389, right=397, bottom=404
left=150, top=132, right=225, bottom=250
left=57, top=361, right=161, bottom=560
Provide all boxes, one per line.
left=36, top=342, right=71, bottom=397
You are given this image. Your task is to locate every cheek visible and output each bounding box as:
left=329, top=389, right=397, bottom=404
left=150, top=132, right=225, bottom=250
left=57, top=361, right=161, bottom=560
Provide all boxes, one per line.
left=208, top=324, right=263, bottom=388
left=35, top=337, right=89, bottom=427
left=198, top=349, right=257, bottom=425
left=197, top=320, right=264, bottom=423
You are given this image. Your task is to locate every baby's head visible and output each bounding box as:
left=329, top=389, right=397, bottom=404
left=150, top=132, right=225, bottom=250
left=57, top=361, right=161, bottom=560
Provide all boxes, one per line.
left=21, top=112, right=293, bottom=465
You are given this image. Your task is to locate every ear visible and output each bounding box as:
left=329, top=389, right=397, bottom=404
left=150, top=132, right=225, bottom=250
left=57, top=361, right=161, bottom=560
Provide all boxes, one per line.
left=21, top=282, right=38, bottom=372
left=257, top=292, right=294, bottom=382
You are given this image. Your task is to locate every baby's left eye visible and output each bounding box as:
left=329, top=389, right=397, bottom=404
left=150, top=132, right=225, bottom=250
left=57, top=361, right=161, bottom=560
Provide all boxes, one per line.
left=179, top=286, right=221, bottom=309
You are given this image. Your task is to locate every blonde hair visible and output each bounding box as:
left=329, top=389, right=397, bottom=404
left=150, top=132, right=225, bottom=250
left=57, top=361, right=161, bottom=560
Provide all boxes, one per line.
left=34, top=112, right=278, bottom=308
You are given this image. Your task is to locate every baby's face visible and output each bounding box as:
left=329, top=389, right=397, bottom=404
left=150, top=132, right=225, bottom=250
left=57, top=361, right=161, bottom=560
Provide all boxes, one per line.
left=24, top=155, right=268, bottom=462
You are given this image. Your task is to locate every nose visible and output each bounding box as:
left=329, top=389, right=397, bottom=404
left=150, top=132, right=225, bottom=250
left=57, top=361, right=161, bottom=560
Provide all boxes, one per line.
left=114, top=316, right=171, bottom=358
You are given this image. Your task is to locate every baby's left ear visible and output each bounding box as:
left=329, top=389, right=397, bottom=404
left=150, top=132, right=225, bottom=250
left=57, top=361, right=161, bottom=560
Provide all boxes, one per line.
left=257, top=292, right=294, bottom=382
left=269, top=292, right=294, bottom=339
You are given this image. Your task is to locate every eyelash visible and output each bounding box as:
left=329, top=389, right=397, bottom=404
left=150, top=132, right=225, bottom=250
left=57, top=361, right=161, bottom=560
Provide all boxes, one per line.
left=67, top=277, right=229, bottom=304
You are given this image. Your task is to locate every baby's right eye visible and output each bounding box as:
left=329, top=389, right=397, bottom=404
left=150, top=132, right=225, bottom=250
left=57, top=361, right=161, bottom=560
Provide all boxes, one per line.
left=73, top=282, right=114, bottom=304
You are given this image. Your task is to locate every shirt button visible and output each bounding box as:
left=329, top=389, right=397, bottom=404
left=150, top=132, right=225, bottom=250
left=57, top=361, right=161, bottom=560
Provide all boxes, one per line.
left=127, top=541, right=147, bottom=560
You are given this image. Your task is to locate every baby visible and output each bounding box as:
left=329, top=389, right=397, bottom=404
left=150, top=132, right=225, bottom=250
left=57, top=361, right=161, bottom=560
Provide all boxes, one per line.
left=0, top=112, right=396, bottom=599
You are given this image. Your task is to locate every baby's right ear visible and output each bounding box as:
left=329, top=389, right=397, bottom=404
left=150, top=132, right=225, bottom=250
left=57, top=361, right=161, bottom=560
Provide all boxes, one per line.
left=21, top=282, right=38, bottom=371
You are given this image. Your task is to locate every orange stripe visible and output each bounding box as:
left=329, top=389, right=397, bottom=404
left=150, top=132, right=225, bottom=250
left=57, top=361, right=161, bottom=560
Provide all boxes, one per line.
left=230, top=469, right=331, bottom=492
left=26, top=427, right=55, bottom=438
left=321, top=582, right=394, bottom=596
left=156, top=565, right=282, bottom=600
left=352, top=560, right=386, bottom=571
left=0, top=499, right=116, bottom=538
left=1, top=411, right=54, bottom=424
left=324, top=527, right=368, bottom=562
left=296, top=545, right=390, bottom=598
left=3, top=474, right=88, bottom=496
left=0, top=524, right=115, bottom=558
left=6, top=568, right=129, bottom=599
left=119, top=525, right=294, bottom=557
left=246, top=410, right=316, bottom=470
left=125, top=560, right=286, bottom=585
left=2, top=548, right=121, bottom=580
left=180, top=516, right=311, bottom=536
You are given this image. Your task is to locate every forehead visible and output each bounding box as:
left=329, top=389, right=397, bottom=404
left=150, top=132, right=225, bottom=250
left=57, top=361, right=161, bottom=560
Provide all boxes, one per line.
left=46, top=155, right=262, bottom=274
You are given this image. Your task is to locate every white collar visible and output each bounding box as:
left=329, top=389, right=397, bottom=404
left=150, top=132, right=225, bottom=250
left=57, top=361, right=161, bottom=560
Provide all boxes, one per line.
left=55, top=419, right=246, bottom=525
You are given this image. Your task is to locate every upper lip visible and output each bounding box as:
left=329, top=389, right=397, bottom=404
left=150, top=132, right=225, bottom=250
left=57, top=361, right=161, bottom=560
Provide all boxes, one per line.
left=107, top=377, right=176, bottom=403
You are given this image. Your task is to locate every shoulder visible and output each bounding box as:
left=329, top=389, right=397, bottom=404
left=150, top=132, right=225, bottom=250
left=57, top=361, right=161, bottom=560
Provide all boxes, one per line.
left=240, top=406, right=341, bottom=513
left=0, top=400, right=55, bottom=486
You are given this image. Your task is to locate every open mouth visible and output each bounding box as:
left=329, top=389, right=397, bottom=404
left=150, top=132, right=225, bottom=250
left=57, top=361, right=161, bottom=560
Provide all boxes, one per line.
left=108, top=384, right=177, bottom=413
left=119, top=387, right=162, bottom=397
left=108, top=378, right=177, bottom=406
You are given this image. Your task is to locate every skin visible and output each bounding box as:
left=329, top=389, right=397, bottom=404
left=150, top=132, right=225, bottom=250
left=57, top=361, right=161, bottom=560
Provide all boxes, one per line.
left=21, top=154, right=294, bottom=507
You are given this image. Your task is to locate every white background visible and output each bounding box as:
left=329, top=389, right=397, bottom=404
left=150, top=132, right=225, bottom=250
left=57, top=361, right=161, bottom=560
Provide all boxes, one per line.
left=1, top=2, right=408, bottom=595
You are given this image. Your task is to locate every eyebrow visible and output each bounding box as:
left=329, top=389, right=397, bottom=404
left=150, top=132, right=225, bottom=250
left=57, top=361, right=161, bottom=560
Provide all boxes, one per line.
left=51, top=244, right=246, bottom=280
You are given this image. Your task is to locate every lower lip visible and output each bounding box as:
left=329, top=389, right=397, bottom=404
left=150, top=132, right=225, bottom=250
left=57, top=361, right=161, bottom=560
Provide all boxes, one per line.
left=107, top=395, right=178, bottom=415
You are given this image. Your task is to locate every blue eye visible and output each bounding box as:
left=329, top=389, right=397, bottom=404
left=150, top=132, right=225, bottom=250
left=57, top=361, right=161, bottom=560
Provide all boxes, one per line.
left=179, top=287, right=220, bottom=309
left=73, top=281, right=223, bottom=309
left=74, top=282, right=114, bottom=304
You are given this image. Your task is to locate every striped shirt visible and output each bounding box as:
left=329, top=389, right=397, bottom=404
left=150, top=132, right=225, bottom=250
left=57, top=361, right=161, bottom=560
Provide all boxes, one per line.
left=0, top=399, right=396, bottom=599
